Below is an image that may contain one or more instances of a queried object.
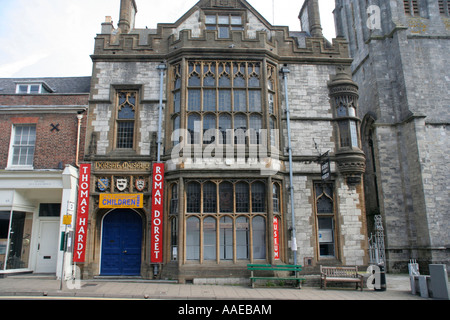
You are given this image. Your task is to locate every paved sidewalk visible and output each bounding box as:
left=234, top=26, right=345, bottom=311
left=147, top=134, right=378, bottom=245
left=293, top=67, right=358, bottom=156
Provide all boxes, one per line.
left=0, top=274, right=429, bottom=300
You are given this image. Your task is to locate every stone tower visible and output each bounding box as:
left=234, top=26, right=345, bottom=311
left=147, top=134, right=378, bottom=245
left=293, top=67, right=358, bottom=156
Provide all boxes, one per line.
left=334, top=0, right=450, bottom=273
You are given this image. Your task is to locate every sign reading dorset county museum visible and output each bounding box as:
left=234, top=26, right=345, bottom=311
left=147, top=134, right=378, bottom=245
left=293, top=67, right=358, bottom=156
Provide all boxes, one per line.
left=99, top=194, right=144, bottom=209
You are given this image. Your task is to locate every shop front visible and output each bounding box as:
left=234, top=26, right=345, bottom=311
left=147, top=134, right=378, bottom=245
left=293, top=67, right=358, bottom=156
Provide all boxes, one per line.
left=0, top=166, right=79, bottom=277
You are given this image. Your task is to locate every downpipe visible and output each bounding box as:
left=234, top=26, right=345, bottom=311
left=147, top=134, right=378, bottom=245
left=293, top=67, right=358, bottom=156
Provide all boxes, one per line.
left=281, top=66, right=298, bottom=266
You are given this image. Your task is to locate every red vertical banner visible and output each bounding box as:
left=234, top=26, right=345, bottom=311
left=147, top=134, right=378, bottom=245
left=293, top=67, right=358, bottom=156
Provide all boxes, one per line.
left=151, top=163, right=164, bottom=263
left=73, top=164, right=91, bottom=263
left=273, top=217, right=280, bottom=260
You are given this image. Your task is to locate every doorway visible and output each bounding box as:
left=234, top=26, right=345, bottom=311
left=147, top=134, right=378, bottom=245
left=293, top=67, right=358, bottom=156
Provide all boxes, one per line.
left=100, top=210, right=143, bottom=276
left=36, top=220, right=59, bottom=273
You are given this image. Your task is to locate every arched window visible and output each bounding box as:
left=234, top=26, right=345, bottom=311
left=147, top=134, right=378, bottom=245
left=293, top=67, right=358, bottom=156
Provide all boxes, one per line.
left=203, top=182, right=217, bottom=213
left=272, top=183, right=280, bottom=213
left=203, top=217, right=217, bottom=260
left=219, top=114, right=232, bottom=144
left=251, top=182, right=266, bottom=213
left=186, top=217, right=200, bottom=260
left=220, top=216, right=233, bottom=260
left=249, top=114, right=262, bottom=144
left=188, top=114, right=201, bottom=144
left=186, top=182, right=201, bottom=213
left=116, top=91, right=137, bottom=149
left=235, top=182, right=249, bottom=213
left=219, top=182, right=233, bottom=213
left=203, top=114, right=216, bottom=144
left=236, top=216, right=249, bottom=259
left=183, top=180, right=270, bottom=263
left=252, top=216, right=266, bottom=259
left=170, top=183, right=179, bottom=215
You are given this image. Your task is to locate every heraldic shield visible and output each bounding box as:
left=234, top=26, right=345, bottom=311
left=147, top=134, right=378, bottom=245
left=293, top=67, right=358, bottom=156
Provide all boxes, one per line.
left=116, top=178, right=128, bottom=191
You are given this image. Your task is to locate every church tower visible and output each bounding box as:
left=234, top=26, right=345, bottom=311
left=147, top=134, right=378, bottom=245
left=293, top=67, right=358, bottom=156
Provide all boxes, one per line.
left=334, top=0, right=450, bottom=273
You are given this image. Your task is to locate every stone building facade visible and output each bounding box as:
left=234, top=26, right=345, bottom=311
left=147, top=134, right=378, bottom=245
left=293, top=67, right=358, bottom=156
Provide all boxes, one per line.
left=83, top=0, right=368, bottom=282
left=334, top=0, right=450, bottom=272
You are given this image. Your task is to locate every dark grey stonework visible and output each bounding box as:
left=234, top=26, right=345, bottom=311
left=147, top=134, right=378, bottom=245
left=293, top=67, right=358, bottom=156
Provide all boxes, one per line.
left=335, top=0, right=450, bottom=273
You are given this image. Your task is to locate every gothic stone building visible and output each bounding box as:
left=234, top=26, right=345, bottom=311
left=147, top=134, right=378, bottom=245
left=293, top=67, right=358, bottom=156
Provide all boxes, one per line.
left=83, top=0, right=368, bottom=281
left=334, top=0, right=450, bottom=273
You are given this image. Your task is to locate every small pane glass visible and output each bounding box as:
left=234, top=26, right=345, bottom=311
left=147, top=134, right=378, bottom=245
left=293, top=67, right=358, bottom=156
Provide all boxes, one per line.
left=218, top=15, right=229, bottom=25
left=206, top=15, right=216, bottom=24
left=231, top=16, right=242, bottom=25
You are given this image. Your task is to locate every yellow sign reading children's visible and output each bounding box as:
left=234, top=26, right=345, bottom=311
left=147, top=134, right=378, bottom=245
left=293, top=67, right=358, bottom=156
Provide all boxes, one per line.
left=99, top=194, right=144, bottom=209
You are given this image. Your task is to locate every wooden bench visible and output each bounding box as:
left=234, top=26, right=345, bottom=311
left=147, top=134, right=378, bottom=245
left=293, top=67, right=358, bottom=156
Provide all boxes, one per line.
left=247, top=264, right=305, bottom=289
left=320, top=266, right=364, bottom=291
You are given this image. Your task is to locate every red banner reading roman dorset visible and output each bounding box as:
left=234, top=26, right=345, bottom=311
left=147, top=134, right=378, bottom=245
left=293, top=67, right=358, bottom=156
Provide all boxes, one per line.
left=151, top=163, right=164, bottom=263
left=73, top=164, right=91, bottom=263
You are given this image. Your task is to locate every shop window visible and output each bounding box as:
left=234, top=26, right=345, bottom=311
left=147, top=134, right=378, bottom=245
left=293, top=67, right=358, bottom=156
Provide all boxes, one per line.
left=0, top=211, right=33, bottom=270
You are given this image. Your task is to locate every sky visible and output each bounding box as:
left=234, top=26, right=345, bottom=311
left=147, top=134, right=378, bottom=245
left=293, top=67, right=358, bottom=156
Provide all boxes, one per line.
left=0, top=0, right=336, bottom=78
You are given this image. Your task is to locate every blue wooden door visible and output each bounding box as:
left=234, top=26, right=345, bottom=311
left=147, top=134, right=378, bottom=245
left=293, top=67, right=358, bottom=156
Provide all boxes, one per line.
left=101, top=210, right=142, bottom=276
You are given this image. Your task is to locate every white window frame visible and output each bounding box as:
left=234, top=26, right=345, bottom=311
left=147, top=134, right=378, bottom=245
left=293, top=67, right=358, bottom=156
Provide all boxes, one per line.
left=7, top=124, right=36, bottom=170
left=15, top=83, right=45, bottom=94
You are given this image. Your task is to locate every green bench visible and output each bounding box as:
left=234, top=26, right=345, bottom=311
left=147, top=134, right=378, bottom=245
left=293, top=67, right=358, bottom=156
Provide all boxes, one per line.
left=247, top=264, right=305, bottom=289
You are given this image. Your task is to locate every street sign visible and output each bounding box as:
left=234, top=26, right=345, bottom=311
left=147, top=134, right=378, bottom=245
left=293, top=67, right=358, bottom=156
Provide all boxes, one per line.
left=320, top=151, right=330, bottom=181
left=63, top=215, right=72, bottom=225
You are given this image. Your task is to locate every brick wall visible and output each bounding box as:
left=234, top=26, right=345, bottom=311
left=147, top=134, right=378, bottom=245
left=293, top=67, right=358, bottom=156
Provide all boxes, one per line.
left=0, top=93, right=89, bottom=170
left=0, top=94, right=89, bottom=106
left=0, top=112, right=87, bottom=170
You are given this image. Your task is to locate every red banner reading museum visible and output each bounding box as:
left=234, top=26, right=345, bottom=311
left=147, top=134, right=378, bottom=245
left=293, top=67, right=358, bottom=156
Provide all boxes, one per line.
left=151, top=163, right=164, bottom=263
left=73, top=164, right=91, bottom=263
left=273, top=217, right=280, bottom=260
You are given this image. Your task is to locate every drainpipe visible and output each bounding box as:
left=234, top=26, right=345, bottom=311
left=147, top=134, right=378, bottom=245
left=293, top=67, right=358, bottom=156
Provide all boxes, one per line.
left=281, top=66, right=298, bottom=266
left=157, top=63, right=167, bottom=163
left=75, top=112, right=84, bottom=168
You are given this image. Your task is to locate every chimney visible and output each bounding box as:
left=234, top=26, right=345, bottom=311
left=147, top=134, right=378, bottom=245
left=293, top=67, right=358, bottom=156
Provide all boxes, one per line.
left=299, top=0, right=323, bottom=37
left=118, top=0, right=138, bottom=33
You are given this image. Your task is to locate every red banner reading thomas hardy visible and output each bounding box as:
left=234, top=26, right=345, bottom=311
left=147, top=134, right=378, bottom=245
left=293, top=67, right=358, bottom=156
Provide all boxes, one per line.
left=151, top=163, right=164, bottom=263
left=73, top=164, right=91, bottom=263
